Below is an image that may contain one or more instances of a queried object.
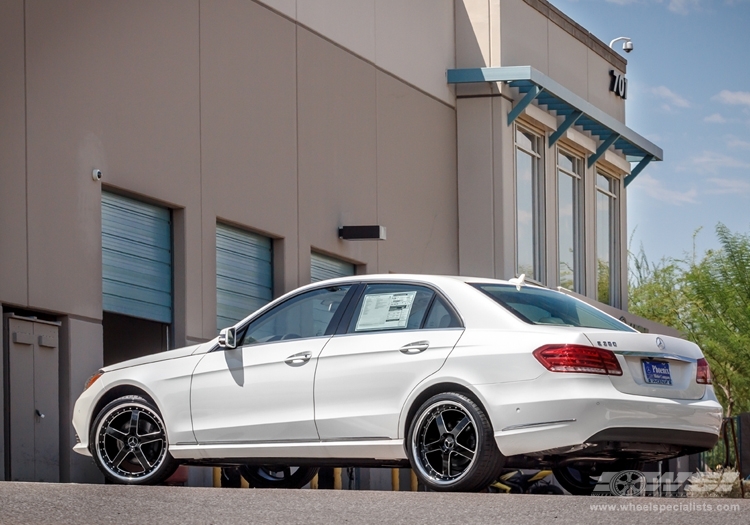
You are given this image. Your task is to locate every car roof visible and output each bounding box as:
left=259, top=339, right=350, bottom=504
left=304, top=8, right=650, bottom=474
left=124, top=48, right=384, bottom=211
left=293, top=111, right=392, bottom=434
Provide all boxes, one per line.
left=305, top=273, right=517, bottom=287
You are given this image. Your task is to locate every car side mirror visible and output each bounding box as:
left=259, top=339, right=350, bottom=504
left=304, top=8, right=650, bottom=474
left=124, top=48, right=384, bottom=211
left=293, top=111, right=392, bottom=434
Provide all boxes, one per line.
left=218, top=327, right=237, bottom=349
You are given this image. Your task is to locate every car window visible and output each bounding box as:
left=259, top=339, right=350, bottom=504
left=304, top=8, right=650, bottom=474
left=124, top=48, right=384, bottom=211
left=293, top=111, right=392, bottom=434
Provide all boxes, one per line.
left=423, top=296, right=462, bottom=329
left=470, top=283, right=634, bottom=332
left=347, top=284, right=435, bottom=333
left=239, top=286, right=352, bottom=346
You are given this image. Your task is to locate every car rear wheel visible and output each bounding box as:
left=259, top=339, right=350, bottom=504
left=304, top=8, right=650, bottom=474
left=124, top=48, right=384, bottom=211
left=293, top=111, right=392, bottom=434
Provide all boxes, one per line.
left=553, top=460, right=642, bottom=496
left=238, top=465, right=319, bottom=489
left=90, top=395, right=179, bottom=485
left=408, top=392, right=505, bottom=492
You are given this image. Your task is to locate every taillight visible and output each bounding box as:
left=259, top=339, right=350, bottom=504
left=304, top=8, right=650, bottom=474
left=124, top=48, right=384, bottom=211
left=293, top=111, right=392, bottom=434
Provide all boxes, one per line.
left=533, top=344, right=623, bottom=376
left=696, top=358, right=712, bottom=384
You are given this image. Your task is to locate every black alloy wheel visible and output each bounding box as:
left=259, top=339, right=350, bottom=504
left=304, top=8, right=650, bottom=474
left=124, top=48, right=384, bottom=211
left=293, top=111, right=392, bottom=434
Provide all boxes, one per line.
left=91, top=395, right=179, bottom=485
left=408, top=392, right=505, bottom=492
left=238, top=465, right=319, bottom=489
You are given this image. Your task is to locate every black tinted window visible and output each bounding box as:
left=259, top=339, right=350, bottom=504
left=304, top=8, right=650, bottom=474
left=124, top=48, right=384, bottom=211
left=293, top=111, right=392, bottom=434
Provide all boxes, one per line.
left=239, top=286, right=351, bottom=345
left=471, top=283, right=634, bottom=332
left=424, top=296, right=462, bottom=329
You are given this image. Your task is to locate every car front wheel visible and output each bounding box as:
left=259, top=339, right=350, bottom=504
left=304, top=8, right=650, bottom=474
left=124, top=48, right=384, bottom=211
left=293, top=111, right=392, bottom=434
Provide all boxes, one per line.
left=90, top=395, right=179, bottom=485
left=408, top=392, right=505, bottom=492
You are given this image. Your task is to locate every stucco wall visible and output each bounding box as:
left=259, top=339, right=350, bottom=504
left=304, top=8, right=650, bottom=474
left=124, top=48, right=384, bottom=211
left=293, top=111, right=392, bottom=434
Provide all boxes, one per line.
left=256, top=0, right=456, bottom=107
left=0, top=0, right=458, bottom=344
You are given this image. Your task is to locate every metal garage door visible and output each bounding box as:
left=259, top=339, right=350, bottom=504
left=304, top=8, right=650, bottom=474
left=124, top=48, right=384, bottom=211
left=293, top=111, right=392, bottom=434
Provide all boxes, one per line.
left=310, top=252, right=355, bottom=283
left=102, top=192, right=172, bottom=324
left=216, top=224, right=273, bottom=331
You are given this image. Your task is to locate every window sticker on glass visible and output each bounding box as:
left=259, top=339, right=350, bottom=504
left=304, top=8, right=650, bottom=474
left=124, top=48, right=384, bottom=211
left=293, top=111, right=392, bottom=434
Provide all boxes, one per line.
left=355, top=291, right=417, bottom=331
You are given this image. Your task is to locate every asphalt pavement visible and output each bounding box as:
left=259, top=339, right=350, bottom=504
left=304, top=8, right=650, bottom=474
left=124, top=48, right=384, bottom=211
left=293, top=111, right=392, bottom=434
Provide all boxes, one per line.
left=0, top=482, right=748, bottom=525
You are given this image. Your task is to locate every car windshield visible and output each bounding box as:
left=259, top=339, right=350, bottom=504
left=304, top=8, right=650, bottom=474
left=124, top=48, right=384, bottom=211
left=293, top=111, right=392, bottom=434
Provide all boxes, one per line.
left=470, top=283, right=635, bottom=332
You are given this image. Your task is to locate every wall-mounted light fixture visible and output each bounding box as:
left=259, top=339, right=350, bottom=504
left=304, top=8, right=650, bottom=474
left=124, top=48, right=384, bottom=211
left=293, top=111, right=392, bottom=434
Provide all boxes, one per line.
left=338, top=225, right=387, bottom=241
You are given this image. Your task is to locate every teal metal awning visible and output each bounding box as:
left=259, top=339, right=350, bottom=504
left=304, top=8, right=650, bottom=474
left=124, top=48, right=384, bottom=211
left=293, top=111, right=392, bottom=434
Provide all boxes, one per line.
left=447, top=66, right=663, bottom=186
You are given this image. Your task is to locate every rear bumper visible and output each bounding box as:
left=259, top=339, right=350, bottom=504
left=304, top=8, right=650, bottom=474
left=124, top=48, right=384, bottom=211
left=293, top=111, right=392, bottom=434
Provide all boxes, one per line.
left=586, top=427, right=718, bottom=450
left=475, top=374, right=723, bottom=458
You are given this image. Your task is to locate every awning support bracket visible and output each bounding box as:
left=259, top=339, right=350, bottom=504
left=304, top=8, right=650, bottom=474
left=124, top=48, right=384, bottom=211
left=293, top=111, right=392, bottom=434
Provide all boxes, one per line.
left=624, top=155, right=654, bottom=187
left=587, top=133, right=621, bottom=168
left=508, top=86, right=543, bottom=126
left=548, top=110, right=583, bottom=148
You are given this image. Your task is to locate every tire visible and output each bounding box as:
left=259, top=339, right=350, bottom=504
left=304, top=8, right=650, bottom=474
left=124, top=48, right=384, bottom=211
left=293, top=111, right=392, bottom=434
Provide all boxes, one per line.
left=553, top=460, right=642, bottom=496
left=408, top=392, right=505, bottom=492
left=90, top=395, right=180, bottom=485
left=529, top=483, right=564, bottom=495
left=553, top=465, right=600, bottom=496
left=238, top=465, right=319, bottom=489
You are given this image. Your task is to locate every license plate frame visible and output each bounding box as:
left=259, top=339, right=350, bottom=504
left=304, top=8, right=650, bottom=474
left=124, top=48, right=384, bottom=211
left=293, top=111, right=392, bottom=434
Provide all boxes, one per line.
left=642, top=360, right=672, bottom=385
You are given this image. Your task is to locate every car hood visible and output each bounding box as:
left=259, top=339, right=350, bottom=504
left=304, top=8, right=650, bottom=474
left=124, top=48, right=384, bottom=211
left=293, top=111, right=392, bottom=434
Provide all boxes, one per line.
left=101, top=343, right=205, bottom=372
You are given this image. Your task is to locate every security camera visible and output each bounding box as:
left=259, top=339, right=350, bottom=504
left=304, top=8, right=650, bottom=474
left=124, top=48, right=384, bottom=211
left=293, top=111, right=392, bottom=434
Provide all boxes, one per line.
left=92, top=169, right=102, bottom=181
left=623, top=41, right=633, bottom=53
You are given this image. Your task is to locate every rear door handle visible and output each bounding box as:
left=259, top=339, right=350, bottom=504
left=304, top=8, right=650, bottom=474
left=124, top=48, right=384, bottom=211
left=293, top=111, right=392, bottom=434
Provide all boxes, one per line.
left=400, top=341, right=429, bottom=354
left=285, top=351, right=312, bottom=367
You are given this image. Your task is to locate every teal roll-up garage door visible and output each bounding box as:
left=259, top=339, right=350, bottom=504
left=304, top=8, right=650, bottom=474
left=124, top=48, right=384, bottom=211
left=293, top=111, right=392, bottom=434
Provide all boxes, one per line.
left=216, top=223, right=273, bottom=331
left=102, top=192, right=172, bottom=324
left=310, top=252, right=355, bottom=283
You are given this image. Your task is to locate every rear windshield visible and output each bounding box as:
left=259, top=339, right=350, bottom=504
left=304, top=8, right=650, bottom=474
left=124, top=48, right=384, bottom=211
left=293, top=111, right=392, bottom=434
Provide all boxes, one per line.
left=470, top=283, right=635, bottom=332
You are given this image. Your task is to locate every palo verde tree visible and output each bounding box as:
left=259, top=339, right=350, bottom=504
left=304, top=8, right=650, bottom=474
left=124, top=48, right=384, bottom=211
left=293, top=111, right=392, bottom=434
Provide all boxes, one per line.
left=629, top=224, right=750, bottom=417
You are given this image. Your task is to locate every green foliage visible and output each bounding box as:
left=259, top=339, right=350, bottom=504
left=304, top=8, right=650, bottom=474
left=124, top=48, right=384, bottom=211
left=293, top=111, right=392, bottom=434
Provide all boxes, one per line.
left=597, top=259, right=610, bottom=305
left=628, top=224, right=750, bottom=417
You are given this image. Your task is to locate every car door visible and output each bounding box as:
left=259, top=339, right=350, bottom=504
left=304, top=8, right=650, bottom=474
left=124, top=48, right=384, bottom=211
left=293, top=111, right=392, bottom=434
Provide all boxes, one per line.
left=314, top=283, right=464, bottom=440
left=190, top=284, right=354, bottom=444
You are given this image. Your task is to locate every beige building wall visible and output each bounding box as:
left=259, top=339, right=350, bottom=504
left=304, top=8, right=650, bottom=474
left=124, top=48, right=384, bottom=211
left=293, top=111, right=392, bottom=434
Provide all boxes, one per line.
left=0, top=0, right=28, bottom=307
left=257, top=0, right=457, bottom=106
left=1, top=0, right=653, bottom=485
left=0, top=0, right=458, bottom=482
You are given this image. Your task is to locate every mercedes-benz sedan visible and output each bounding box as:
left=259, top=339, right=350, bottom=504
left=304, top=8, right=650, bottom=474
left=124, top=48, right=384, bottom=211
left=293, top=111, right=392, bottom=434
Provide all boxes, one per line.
left=73, top=275, right=722, bottom=493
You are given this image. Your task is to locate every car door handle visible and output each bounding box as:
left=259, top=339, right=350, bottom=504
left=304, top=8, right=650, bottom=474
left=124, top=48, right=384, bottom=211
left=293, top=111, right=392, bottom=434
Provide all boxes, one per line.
left=400, top=341, right=429, bottom=354
left=285, top=351, right=312, bottom=367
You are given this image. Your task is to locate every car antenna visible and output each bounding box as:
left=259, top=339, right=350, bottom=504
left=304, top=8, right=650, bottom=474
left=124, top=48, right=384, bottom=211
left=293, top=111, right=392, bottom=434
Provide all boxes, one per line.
left=509, top=273, right=526, bottom=291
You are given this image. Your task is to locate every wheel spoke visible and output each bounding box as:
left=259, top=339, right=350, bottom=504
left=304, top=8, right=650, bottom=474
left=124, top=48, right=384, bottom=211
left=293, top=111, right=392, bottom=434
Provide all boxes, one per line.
left=442, top=452, right=451, bottom=477
left=139, top=430, right=164, bottom=440
left=133, top=447, right=152, bottom=472
left=435, top=413, right=448, bottom=436
left=453, top=442, right=475, bottom=461
left=110, top=447, right=131, bottom=468
left=105, top=426, right=128, bottom=443
left=283, top=467, right=291, bottom=479
left=139, top=436, right=164, bottom=447
left=129, top=410, right=140, bottom=436
left=452, top=416, right=471, bottom=438
left=423, top=439, right=441, bottom=453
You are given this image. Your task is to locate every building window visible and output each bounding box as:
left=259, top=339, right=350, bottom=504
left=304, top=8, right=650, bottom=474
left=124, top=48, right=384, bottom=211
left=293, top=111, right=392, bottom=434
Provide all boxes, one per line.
left=515, top=126, right=545, bottom=282
left=595, top=172, right=619, bottom=305
left=557, top=149, right=584, bottom=293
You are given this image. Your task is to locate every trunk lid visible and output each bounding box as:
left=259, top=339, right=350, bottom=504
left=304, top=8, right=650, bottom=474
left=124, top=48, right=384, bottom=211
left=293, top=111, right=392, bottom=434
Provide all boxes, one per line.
left=583, top=331, right=706, bottom=400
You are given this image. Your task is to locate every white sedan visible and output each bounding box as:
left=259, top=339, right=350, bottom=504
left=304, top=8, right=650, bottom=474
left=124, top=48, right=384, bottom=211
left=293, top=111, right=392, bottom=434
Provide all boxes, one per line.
left=73, top=275, right=722, bottom=493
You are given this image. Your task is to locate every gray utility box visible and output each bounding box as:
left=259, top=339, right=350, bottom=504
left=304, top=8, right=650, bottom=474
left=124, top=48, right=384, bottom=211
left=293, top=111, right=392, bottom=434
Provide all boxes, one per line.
left=2, top=314, right=60, bottom=482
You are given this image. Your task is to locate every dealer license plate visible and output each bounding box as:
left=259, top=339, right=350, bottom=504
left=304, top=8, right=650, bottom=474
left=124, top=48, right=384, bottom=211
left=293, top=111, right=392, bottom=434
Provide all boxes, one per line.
left=642, top=360, right=672, bottom=385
